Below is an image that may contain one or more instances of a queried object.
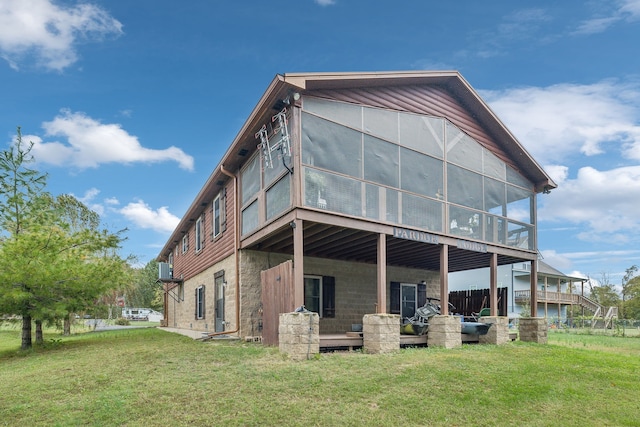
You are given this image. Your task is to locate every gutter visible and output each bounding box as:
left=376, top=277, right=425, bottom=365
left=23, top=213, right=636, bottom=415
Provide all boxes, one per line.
left=204, top=164, right=240, bottom=338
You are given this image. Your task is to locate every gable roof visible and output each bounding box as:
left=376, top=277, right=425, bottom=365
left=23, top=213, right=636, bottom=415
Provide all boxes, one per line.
left=158, top=71, right=556, bottom=260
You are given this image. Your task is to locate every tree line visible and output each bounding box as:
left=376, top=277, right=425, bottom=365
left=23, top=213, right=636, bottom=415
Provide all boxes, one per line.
left=0, top=128, right=161, bottom=350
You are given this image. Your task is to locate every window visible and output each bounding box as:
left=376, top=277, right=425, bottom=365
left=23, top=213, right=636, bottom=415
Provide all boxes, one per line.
left=303, top=275, right=335, bottom=318
left=195, top=215, right=204, bottom=252
left=181, top=233, right=189, bottom=254
left=390, top=282, right=427, bottom=317
left=212, top=191, right=225, bottom=238
left=195, top=285, right=205, bottom=319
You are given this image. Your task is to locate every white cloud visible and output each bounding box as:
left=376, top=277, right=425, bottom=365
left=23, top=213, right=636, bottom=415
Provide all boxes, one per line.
left=29, top=110, right=194, bottom=170
left=539, top=166, right=640, bottom=244
left=0, top=0, right=122, bottom=71
left=119, top=200, right=180, bottom=234
left=481, top=80, right=640, bottom=165
left=314, top=0, right=335, bottom=6
left=573, top=0, right=640, bottom=35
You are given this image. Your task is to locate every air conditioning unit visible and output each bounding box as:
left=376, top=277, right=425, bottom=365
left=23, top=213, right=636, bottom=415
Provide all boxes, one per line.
left=158, top=262, right=173, bottom=281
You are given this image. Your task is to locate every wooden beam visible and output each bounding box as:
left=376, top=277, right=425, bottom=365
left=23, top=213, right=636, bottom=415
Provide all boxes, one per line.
left=377, top=233, right=387, bottom=313
left=440, top=244, right=449, bottom=315
left=293, top=218, right=304, bottom=308
left=530, top=259, right=538, bottom=317
left=490, top=252, right=498, bottom=316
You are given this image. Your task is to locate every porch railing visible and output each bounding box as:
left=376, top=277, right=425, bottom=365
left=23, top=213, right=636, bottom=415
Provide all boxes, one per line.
left=514, top=290, right=618, bottom=325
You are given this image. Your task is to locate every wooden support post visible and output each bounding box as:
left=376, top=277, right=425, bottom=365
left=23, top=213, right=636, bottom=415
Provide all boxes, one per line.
left=293, top=218, right=304, bottom=309
left=490, top=252, right=498, bottom=316
left=440, top=244, right=449, bottom=315
left=530, top=259, right=538, bottom=317
left=377, top=233, right=387, bottom=313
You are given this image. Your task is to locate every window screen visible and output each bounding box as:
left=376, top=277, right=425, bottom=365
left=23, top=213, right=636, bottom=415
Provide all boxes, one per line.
left=364, top=135, right=399, bottom=188
left=303, top=97, right=362, bottom=130
left=363, top=106, right=398, bottom=143
left=447, top=164, right=483, bottom=210
left=399, top=113, right=443, bottom=158
left=446, top=122, right=482, bottom=173
left=266, top=174, right=291, bottom=220
left=401, top=193, right=443, bottom=232
left=301, top=113, right=362, bottom=178
left=241, top=154, right=260, bottom=205
left=241, top=201, right=259, bottom=235
left=400, top=147, right=443, bottom=199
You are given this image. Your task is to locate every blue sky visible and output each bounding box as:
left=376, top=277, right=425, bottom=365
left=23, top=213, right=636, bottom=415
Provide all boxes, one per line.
left=1, top=0, right=639, bottom=285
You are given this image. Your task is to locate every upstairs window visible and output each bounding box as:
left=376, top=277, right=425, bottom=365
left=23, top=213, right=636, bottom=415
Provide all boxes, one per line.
left=195, top=215, right=204, bottom=252
left=213, top=191, right=226, bottom=238
left=181, top=233, right=189, bottom=254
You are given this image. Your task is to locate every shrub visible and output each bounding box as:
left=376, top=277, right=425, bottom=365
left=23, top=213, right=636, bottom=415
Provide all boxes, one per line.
left=114, top=318, right=130, bottom=326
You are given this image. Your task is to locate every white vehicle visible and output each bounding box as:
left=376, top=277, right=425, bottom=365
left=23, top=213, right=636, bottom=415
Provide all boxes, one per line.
left=121, top=307, right=163, bottom=322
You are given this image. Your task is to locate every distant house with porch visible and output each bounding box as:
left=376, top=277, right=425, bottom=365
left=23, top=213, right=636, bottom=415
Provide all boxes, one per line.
left=448, top=260, right=616, bottom=326
left=157, top=71, right=556, bottom=346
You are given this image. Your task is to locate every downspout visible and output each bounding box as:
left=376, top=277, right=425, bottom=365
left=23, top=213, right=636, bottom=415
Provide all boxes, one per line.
left=205, top=164, right=241, bottom=338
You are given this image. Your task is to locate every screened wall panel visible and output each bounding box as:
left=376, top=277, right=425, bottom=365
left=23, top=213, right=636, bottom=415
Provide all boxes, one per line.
left=401, top=193, right=443, bottom=232
left=241, top=201, right=259, bottom=235
left=266, top=174, right=291, bottom=221
left=300, top=96, right=536, bottom=251
left=304, top=168, right=361, bottom=216
left=400, top=148, right=443, bottom=199
left=303, top=96, right=362, bottom=130
left=364, top=106, right=398, bottom=143
left=241, top=154, right=260, bottom=205
left=399, top=113, right=443, bottom=158
left=301, top=113, right=362, bottom=178
left=364, top=135, right=399, bottom=188
left=447, top=164, right=483, bottom=210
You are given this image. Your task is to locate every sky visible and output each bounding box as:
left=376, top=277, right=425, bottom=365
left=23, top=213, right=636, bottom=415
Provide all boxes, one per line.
left=1, top=0, right=639, bottom=286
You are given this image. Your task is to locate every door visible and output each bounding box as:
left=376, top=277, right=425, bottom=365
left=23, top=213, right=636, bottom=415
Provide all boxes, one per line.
left=215, top=272, right=225, bottom=332
left=401, top=283, right=417, bottom=319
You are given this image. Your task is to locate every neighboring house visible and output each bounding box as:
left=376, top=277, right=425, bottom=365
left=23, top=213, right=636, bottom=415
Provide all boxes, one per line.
left=157, top=71, right=556, bottom=344
left=449, top=260, right=599, bottom=320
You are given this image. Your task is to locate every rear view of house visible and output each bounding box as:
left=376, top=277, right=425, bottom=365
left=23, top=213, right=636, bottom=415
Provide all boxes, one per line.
left=157, top=71, right=556, bottom=348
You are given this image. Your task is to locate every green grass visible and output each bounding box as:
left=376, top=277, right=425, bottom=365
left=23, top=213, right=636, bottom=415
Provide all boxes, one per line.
left=1, top=327, right=639, bottom=426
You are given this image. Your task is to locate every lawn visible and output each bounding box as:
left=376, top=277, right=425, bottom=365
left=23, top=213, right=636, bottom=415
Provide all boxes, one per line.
left=1, top=325, right=639, bottom=426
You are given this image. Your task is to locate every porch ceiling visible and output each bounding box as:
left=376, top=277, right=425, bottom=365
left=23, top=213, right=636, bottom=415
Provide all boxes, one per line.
left=245, top=221, right=525, bottom=273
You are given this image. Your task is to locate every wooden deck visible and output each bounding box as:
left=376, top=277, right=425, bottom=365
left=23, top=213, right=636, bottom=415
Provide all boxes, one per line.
left=319, top=331, right=516, bottom=350
left=319, top=333, right=429, bottom=350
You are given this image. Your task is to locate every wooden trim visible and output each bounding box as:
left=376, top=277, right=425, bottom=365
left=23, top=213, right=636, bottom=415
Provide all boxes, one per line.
left=377, top=233, right=387, bottom=313
left=440, top=244, right=449, bottom=315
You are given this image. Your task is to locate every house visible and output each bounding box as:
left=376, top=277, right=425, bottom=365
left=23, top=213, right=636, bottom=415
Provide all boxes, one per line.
left=157, top=71, right=556, bottom=346
left=449, top=260, right=618, bottom=328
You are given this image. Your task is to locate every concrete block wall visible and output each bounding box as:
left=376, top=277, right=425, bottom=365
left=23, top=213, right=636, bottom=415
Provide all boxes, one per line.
left=279, top=312, right=319, bottom=361
left=166, top=254, right=235, bottom=333
left=363, top=314, right=400, bottom=354
left=240, top=250, right=440, bottom=336
left=427, top=315, right=461, bottom=348
left=478, top=316, right=510, bottom=345
left=519, top=317, right=548, bottom=344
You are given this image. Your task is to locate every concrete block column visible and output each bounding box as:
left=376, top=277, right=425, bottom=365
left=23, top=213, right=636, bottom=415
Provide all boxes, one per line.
left=427, top=315, right=461, bottom=349
left=478, top=316, right=510, bottom=345
left=518, top=317, right=548, bottom=344
left=363, top=314, right=400, bottom=354
left=279, top=312, right=319, bottom=361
